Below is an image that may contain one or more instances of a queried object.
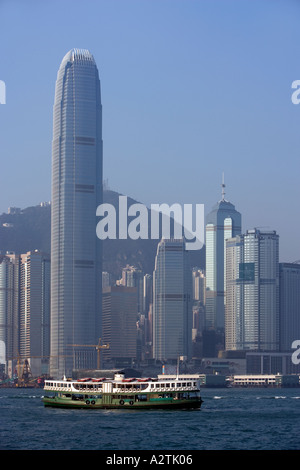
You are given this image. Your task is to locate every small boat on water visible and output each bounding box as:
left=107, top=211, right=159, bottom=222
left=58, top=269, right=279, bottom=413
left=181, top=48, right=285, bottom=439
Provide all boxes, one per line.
left=42, top=373, right=203, bottom=410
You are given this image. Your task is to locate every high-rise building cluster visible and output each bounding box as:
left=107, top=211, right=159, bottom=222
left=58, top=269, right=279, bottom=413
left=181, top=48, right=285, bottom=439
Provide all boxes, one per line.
left=0, top=49, right=299, bottom=381
left=0, top=250, right=50, bottom=378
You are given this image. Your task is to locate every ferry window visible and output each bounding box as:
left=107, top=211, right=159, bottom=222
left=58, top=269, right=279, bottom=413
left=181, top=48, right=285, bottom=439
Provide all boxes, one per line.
left=166, top=383, right=170, bottom=387
left=172, top=383, right=175, bottom=387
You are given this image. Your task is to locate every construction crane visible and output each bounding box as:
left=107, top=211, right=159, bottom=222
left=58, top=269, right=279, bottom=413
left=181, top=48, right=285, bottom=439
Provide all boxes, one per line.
left=68, top=338, right=110, bottom=369
left=7, top=354, right=72, bottom=386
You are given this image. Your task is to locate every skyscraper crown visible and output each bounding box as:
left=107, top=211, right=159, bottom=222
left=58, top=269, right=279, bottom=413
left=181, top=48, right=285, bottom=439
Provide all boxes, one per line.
left=61, top=48, right=96, bottom=66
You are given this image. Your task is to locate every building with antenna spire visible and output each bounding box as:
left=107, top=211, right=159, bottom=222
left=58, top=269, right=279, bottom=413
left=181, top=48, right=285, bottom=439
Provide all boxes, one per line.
left=205, top=175, right=241, bottom=341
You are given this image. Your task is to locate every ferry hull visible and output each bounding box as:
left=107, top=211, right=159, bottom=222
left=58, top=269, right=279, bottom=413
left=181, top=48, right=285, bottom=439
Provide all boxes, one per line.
left=43, top=396, right=203, bottom=410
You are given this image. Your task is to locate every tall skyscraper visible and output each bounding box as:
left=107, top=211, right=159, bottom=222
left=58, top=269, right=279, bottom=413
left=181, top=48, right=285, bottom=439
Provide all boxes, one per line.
left=153, top=239, right=192, bottom=362
left=205, top=177, right=241, bottom=331
left=19, top=250, right=50, bottom=376
left=50, top=49, right=103, bottom=377
left=0, top=253, right=20, bottom=365
left=279, top=262, right=300, bottom=351
left=225, top=229, right=279, bottom=351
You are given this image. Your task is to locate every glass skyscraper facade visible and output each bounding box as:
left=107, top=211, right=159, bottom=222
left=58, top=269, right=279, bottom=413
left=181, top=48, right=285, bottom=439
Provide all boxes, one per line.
left=279, top=262, right=300, bottom=351
left=205, top=188, right=241, bottom=331
left=153, top=239, right=192, bottom=361
left=225, top=229, right=279, bottom=351
left=50, top=49, right=103, bottom=378
left=0, top=253, right=19, bottom=365
left=19, top=251, right=50, bottom=377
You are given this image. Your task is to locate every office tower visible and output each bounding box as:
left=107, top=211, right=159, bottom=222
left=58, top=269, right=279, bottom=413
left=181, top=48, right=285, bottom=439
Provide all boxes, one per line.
left=192, top=268, right=206, bottom=304
left=205, top=178, right=241, bottom=330
left=121, top=265, right=143, bottom=314
left=143, top=273, right=152, bottom=317
left=153, top=239, right=192, bottom=362
left=225, top=229, right=279, bottom=351
left=192, top=303, right=206, bottom=335
left=50, top=49, right=103, bottom=377
left=19, top=250, right=50, bottom=376
left=0, top=253, right=20, bottom=366
left=102, top=286, right=137, bottom=365
left=279, top=262, right=300, bottom=351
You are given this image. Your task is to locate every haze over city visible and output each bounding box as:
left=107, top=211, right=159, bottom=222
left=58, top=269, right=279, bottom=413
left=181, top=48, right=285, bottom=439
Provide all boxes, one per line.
left=0, top=0, right=299, bottom=263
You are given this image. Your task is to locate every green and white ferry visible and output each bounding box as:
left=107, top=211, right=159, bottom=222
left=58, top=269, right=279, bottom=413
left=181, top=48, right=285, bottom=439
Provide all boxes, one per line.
left=42, top=373, right=203, bottom=410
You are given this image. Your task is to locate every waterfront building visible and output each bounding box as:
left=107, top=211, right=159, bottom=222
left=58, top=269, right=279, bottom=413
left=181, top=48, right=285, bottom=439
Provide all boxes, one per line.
left=279, top=262, right=300, bottom=351
left=152, top=238, right=192, bottom=362
left=246, top=351, right=300, bottom=375
left=50, top=49, right=103, bottom=377
left=205, top=177, right=241, bottom=331
left=230, top=374, right=299, bottom=387
left=225, top=229, right=279, bottom=352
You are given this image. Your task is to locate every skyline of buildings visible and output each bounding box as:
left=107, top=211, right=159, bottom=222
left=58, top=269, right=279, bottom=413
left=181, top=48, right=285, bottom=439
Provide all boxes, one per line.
left=0, top=47, right=299, bottom=381
left=50, top=49, right=103, bottom=378
left=0, top=215, right=299, bottom=378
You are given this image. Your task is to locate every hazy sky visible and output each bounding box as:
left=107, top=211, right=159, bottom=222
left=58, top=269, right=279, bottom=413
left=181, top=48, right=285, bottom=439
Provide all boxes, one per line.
left=0, top=0, right=299, bottom=261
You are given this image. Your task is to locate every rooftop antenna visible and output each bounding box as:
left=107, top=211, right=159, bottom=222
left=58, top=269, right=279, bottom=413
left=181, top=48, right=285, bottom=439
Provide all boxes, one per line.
left=221, top=172, right=226, bottom=202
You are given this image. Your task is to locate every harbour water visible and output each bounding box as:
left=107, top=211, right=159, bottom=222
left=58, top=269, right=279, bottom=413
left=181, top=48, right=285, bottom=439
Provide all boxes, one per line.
left=1, top=387, right=300, bottom=450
